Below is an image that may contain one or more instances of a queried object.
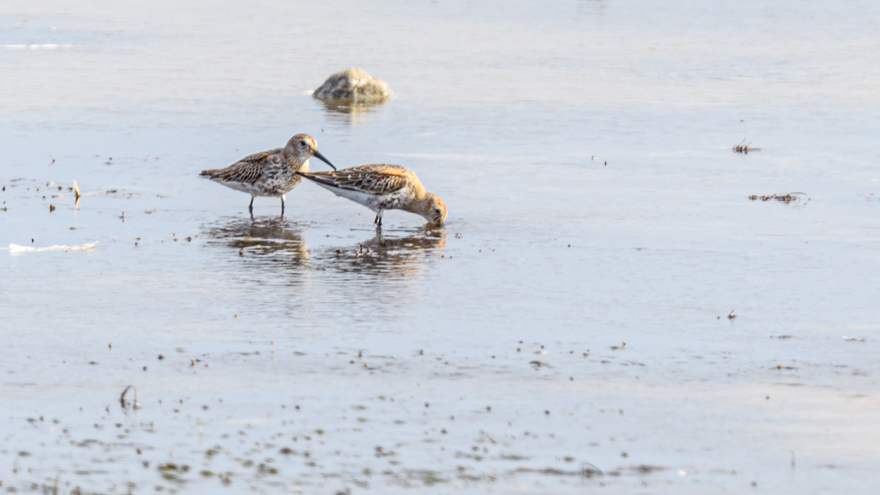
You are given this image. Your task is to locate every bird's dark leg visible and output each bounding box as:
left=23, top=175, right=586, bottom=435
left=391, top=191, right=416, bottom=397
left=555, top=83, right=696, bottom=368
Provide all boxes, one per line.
left=375, top=209, right=384, bottom=229
left=280, top=195, right=286, bottom=217
left=249, top=196, right=255, bottom=220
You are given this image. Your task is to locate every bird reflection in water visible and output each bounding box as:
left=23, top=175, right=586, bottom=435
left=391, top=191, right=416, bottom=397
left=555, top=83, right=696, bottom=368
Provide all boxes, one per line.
left=320, top=227, right=446, bottom=276
left=204, top=218, right=446, bottom=278
left=204, top=216, right=309, bottom=268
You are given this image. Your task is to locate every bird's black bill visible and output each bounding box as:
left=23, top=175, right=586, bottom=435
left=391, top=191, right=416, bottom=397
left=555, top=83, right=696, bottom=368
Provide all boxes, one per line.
left=313, top=150, right=337, bottom=170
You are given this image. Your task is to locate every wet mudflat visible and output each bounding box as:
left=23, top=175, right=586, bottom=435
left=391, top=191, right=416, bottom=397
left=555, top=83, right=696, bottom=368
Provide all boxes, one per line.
left=2, top=0, right=880, bottom=493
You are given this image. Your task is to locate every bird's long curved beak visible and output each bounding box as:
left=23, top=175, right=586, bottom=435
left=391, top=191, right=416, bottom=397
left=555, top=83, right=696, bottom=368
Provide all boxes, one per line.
left=312, top=150, right=337, bottom=170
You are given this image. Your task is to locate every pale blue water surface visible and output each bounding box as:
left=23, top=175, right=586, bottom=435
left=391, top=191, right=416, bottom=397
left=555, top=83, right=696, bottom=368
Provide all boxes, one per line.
left=1, top=0, right=879, bottom=493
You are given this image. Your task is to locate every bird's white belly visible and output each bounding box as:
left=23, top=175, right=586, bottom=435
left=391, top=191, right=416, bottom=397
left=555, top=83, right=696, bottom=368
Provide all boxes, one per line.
left=214, top=176, right=300, bottom=197
left=318, top=183, right=392, bottom=212
left=215, top=180, right=261, bottom=195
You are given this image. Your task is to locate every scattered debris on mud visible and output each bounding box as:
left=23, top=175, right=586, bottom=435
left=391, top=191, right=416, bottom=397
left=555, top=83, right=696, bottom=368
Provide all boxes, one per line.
left=119, top=385, right=140, bottom=409
left=732, top=140, right=761, bottom=153
left=748, top=192, right=810, bottom=205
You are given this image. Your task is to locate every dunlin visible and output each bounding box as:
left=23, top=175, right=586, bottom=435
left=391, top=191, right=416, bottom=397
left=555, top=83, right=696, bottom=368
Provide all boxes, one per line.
left=199, top=134, right=336, bottom=215
left=297, top=164, right=447, bottom=227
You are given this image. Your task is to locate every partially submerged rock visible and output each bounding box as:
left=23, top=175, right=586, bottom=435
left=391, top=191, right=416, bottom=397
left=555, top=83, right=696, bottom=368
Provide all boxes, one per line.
left=313, top=68, right=391, bottom=104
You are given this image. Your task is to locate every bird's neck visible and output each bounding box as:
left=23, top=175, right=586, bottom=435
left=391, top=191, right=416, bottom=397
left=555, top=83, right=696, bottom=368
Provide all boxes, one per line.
left=284, top=150, right=308, bottom=169
left=408, top=189, right=432, bottom=217
left=283, top=147, right=303, bottom=162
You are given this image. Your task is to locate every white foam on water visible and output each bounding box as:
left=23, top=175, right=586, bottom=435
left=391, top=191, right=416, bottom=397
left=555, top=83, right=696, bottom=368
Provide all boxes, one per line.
left=6, top=241, right=98, bottom=255
left=1, top=44, right=73, bottom=50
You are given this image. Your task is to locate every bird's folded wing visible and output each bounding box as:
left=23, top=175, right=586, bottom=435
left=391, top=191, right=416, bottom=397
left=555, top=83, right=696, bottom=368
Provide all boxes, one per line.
left=214, top=150, right=282, bottom=183
left=308, top=165, right=410, bottom=196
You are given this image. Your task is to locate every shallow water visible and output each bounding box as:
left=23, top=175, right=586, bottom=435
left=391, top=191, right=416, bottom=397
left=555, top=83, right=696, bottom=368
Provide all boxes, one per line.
left=2, top=0, right=880, bottom=493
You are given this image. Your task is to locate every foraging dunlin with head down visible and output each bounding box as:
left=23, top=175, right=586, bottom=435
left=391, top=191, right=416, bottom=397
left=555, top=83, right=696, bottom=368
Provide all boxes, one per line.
left=199, top=134, right=336, bottom=215
left=297, top=164, right=447, bottom=227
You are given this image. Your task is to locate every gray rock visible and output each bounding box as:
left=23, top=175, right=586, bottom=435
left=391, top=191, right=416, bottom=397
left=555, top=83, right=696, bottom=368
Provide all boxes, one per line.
left=313, top=68, right=391, bottom=104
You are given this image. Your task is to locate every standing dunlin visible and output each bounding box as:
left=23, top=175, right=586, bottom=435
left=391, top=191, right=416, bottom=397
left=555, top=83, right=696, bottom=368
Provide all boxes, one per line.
left=199, top=134, right=336, bottom=215
left=297, top=164, right=447, bottom=227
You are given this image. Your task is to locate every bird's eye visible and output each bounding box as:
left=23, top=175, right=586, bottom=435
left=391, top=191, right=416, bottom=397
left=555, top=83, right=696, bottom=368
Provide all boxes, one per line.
left=299, top=140, right=307, bottom=146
